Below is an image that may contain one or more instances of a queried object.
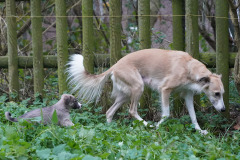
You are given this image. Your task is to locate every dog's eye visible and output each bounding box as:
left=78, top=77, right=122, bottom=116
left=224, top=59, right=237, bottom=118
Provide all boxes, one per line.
left=215, top=92, right=220, bottom=97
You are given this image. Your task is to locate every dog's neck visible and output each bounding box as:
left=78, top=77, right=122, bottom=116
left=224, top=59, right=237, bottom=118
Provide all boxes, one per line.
left=53, top=99, right=70, bottom=112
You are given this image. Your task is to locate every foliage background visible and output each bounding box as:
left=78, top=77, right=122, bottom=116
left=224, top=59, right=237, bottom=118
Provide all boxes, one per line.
left=0, top=91, right=240, bottom=159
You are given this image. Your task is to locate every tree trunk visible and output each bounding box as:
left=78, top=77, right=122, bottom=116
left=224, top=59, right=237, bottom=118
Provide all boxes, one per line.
left=185, top=0, right=199, bottom=59
left=55, top=0, right=68, bottom=95
left=234, top=53, right=240, bottom=93
left=138, top=0, right=152, bottom=119
left=101, top=0, right=122, bottom=114
left=109, top=0, right=122, bottom=66
left=172, top=0, right=185, bottom=117
left=6, top=0, right=19, bottom=100
left=31, top=0, right=44, bottom=98
left=185, top=0, right=200, bottom=107
left=229, top=0, right=240, bottom=96
left=82, top=0, right=94, bottom=74
left=216, top=0, right=229, bottom=118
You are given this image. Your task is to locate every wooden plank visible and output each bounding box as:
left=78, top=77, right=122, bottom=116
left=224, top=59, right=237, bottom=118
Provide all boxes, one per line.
left=0, top=56, right=57, bottom=68
left=0, top=52, right=237, bottom=69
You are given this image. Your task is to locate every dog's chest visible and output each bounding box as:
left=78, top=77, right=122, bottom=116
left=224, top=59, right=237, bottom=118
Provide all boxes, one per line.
left=175, top=83, right=202, bottom=93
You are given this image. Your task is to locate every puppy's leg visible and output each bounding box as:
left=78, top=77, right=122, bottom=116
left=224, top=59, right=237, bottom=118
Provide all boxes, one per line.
left=106, top=95, right=128, bottom=123
left=156, top=87, right=172, bottom=128
left=184, top=91, right=208, bottom=135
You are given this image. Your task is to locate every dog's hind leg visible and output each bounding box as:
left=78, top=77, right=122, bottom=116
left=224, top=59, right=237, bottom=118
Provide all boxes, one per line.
left=128, top=81, right=149, bottom=126
left=156, top=87, right=172, bottom=128
left=112, top=68, right=149, bottom=126
left=106, top=95, right=128, bottom=123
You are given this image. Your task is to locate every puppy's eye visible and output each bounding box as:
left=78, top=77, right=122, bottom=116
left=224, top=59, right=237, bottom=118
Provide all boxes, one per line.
left=215, top=92, right=220, bottom=97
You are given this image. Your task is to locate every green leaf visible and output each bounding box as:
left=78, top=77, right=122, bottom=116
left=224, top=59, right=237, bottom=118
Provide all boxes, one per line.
left=82, top=155, right=101, bottom=160
left=36, top=149, right=51, bottom=159
left=57, top=152, right=78, bottom=160
left=53, top=144, right=66, bottom=155
left=52, top=110, right=58, bottom=125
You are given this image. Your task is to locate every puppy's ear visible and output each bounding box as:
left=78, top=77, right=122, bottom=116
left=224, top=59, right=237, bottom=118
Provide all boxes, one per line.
left=64, top=95, right=71, bottom=105
left=198, top=76, right=210, bottom=85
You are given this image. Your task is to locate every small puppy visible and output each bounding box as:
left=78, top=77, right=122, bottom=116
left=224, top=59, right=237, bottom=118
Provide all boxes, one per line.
left=5, top=94, right=81, bottom=127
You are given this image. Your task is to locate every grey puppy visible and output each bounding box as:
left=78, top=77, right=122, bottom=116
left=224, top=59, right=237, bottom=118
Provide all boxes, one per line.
left=5, top=94, right=81, bottom=127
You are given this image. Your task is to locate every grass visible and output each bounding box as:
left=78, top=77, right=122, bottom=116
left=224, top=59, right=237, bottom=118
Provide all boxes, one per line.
left=0, top=93, right=240, bottom=160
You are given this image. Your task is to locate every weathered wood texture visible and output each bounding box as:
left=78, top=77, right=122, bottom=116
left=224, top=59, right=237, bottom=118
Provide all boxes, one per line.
left=55, top=0, right=68, bottom=95
left=82, top=0, right=94, bottom=74
left=185, top=0, right=200, bottom=106
left=138, top=0, right=152, bottom=111
left=0, top=53, right=236, bottom=69
left=216, top=0, right=229, bottom=118
left=172, top=0, right=185, bottom=117
left=6, top=0, right=19, bottom=99
left=109, top=0, right=122, bottom=66
left=31, top=0, right=44, bottom=97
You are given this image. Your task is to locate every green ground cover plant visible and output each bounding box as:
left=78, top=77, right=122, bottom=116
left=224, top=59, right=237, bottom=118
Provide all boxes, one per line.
left=0, top=91, right=240, bottom=160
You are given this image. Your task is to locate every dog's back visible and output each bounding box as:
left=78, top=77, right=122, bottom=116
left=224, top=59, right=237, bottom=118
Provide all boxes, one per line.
left=5, top=106, right=54, bottom=124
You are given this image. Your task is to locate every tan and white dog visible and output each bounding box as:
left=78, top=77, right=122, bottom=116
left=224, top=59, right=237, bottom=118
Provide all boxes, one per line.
left=67, top=49, right=225, bottom=134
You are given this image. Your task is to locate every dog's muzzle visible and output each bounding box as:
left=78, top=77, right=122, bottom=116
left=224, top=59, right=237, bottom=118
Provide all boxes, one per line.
left=73, top=102, right=82, bottom=109
left=78, top=102, right=82, bottom=109
left=221, top=107, right=226, bottom=112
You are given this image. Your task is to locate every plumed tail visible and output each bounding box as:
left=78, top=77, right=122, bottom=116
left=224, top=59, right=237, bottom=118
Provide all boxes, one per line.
left=5, top=112, right=18, bottom=122
left=66, top=54, right=112, bottom=103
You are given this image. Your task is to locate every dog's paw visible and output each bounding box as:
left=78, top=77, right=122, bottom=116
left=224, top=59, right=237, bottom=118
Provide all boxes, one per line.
left=199, top=130, right=208, bottom=135
left=147, top=124, right=154, bottom=128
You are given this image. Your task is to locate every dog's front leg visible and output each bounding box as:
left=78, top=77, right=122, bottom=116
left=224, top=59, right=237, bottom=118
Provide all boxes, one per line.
left=61, top=119, right=74, bottom=127
left=156, top=88, right=171, bottom=128
left=184, top=91, right=208, bottom=135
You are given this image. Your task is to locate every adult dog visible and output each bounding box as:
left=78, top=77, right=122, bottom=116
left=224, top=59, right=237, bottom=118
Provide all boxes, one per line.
left=67, top=49, right=225, bottom=134
left=5, top=94, right=81, bottom=126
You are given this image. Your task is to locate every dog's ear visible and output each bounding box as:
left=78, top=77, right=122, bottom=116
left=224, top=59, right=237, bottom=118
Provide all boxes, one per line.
left=198, top=76, right=210, bottom=85
left=64, top=95, right=71, bottom=105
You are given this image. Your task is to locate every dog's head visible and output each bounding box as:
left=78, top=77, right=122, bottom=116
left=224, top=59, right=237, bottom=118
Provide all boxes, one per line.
left=199, top=74, right=225, bottom=112
left=61, top=94, right=82, bottom=110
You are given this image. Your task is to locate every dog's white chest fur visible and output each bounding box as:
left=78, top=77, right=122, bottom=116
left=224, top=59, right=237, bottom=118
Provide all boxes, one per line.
left=177, top=83, right=203, bottom=94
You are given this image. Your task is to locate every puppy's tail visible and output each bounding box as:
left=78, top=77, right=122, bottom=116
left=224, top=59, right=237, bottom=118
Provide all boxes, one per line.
left=5, top=112, right=18, bottom=122
left=66, top=54, right=113, bottom=103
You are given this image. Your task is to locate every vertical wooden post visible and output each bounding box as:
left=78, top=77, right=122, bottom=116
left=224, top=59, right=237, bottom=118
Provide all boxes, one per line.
left=138, top=0, right=152, bottom=114
left=82, top=0, right=94, bottom=74
left=31, top=0, right=44, bottom=98
left=101, top=0, right=121, bottom=112
left=185, top=0, right=200, bottom=107
left=185, top=0, right=199, bottom=59
left=6, top=0, right=19, bottom=100
left=216, top=0, right=229, bottom=118
left=172, top=0, right=185, bottom=51
left=109, top=0, right=122, bottom=66
left=55, top=0, right=68, bottom=95
left=138, top=0, right=151, bottom=49
left=172, top=0, right=185, bottom=117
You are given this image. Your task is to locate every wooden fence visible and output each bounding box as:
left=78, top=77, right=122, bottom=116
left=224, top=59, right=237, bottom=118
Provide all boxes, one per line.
left=0, top=0, right=232, bottom=117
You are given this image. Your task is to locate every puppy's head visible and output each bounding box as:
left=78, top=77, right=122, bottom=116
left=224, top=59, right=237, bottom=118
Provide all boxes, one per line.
left=61, top=94, right=82, bottom=110
left=199, top=74, right=225, bottom=112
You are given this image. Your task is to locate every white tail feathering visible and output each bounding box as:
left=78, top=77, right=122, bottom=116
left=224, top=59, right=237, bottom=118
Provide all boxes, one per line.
left=66, top=54, right=111, bottom=103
